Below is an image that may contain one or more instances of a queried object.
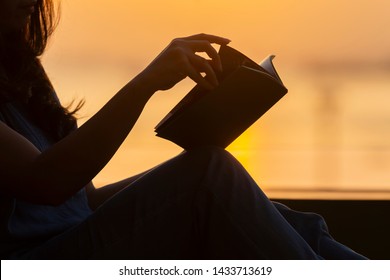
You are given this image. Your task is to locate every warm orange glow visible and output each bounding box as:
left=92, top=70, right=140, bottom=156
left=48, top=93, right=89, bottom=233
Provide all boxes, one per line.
left=43, top=0, right=390, bottom=199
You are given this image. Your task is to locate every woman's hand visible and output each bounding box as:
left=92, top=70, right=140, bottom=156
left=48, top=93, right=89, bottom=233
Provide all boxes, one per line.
left=137, top=33, right=231, bottom=92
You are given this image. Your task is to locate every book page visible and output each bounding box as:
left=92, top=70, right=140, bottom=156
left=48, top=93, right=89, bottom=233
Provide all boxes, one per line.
left=219, top=45, right=284, bottom=86
left=259, top=55, right=284, bottom=86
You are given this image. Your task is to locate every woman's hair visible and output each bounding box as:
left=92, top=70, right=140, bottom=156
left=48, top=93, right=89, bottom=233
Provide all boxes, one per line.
left=0, top=0, right=83, bottom=141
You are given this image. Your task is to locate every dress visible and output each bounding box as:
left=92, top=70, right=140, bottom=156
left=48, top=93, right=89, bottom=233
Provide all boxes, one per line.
left=0, top=100, right=367, bottom=259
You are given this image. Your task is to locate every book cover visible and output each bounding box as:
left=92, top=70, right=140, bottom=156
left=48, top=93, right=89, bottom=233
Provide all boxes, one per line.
left=155, top=45, right=288, bottom=150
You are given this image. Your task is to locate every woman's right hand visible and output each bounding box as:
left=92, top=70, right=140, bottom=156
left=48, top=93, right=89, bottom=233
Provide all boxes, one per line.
left=136, top=33, right=231, bottom=93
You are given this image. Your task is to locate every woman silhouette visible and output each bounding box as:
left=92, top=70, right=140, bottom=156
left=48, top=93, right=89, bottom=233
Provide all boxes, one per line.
left=0, top=0, right=366, bottom=259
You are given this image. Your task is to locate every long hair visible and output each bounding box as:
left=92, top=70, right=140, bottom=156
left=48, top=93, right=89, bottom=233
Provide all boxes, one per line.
left=0, top=0, right=83, bottom=141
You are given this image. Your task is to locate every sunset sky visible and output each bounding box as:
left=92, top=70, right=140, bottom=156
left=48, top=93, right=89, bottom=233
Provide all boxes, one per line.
left=42, top=0, right=390, bottom=199
left=45, top=0, right=390, bottom=65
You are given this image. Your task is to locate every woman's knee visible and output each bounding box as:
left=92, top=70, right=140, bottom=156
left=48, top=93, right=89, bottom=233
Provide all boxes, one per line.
left=183, top=146, right=255, bottom=195
left=183, top=146, right=238, bottom=170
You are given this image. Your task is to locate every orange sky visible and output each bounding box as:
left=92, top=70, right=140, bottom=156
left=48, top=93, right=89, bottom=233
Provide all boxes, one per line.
left=46, top=0, right=390, bottom=65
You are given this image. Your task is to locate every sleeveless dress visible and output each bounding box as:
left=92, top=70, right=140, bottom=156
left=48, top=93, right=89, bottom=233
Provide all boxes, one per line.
left=0, top=100, right=92, bottom=258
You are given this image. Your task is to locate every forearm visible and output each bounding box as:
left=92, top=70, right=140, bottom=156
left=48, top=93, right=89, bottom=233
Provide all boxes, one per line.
left=29, top=76, right=155, bottom=205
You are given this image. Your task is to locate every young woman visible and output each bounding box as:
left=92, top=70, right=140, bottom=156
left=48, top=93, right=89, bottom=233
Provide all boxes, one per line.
left=0, top=0, right=366, bottom=259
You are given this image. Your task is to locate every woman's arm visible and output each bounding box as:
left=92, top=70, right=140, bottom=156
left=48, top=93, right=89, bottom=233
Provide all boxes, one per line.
left=0, top=34, right=230, bottom=206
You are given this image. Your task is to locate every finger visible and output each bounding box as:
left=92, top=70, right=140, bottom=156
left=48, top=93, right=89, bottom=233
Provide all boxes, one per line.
left=185, top=40, right=223, bottom=72
left=184, top=33, right=231, bottom=45
left=181, top=55, right=216, bottom=90
left=187, top=53, right=219, bottom=87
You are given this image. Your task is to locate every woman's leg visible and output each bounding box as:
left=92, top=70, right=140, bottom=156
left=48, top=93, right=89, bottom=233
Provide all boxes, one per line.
left=16, top=146, right=320, bottom=259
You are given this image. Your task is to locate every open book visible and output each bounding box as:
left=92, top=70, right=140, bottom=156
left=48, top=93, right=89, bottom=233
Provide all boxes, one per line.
left=154, top=45, right=288, bottom=149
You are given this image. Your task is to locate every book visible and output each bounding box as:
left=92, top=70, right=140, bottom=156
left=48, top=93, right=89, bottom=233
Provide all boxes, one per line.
left=154, top=45, right=288, bottom=150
